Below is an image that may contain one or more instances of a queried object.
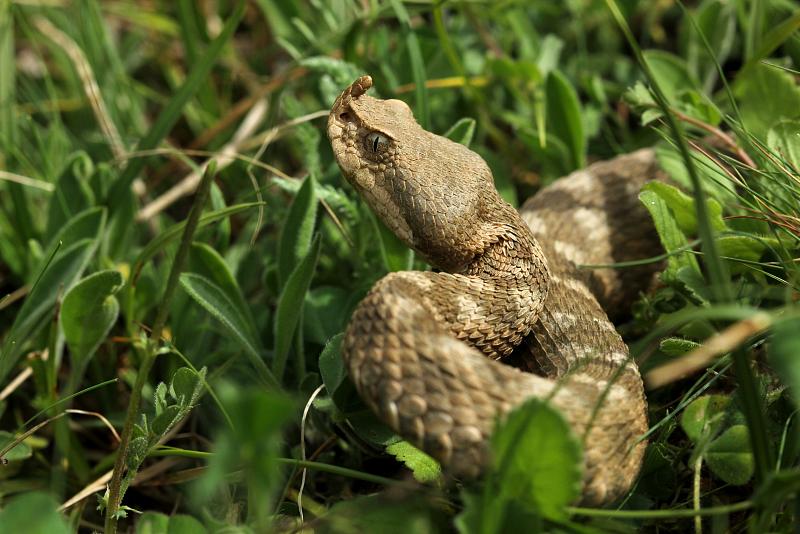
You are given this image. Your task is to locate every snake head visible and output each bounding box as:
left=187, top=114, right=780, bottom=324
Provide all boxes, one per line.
left=327, top=76, right=506, bottom=271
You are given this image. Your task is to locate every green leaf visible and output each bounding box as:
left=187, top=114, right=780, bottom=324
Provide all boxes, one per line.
left=717, top=235, right=766, bottom=271
left=41, top=205, right=106, bottom=260
left=734, top=63, right=800, bottom=141
left=170, top=366, right=205, bottom=407
left=0, top=430, right=32, bottom=462
left=136, top=512, right=208, bottom=534
left=638, top=188, right=701, bottom=283
left=346, top=410, right=399, bottom=447
left=642, top=50, right=698, bottom=103
left=767, top=119, right=800, bottom=171
left=45, top=152, right=95, bottom=241
left=545, top=70, right=585, bottom=169
left=769, top=318, right=800, bottom=410
left=456, top=400, right=581, bottom=529
left=675, top=89, right=722, bottom=125
left=655, top=144, right=737, bottom=206
left=127, top=436, right=150, bottom=472
left=1, top=206, right=106, bottom=379
left=681, top=394, right=732, bottom=442
left=681, top=395, right=753, bottom=485
left=179, top=273, right=277, bottom=389
left=273, top=234, right=322, bottom=381
left=154, top=382, right=168, bottom=416
left=0, top=492, right=70, bottom=534
left=642, top=181, right=725, bottom=235
left=443, top=117, right=476, bottom=147
left=304, top=286, right=349, bottom=344
left=389, top=0, right=428, bottom=129
left=625, top=81, right=656, bottom=109
left=740, top=12, right=800, bottom=77
left=386, top=440, right=441, bottom=483
left=0, top=0, right=14, bottom=146
left=371, top=211, right=412, bottom=273
left=318, top=333, right=345, bottom=396
left=188, top=242, right=256, bottom=340
left=490, top=398, right=582, bottom=520
left=278, top=173, right=318, bottom=286
left=706, top=425, right=754, bottom=485
left=685, top=0, right=737, bottom=92
left=301, top=56, right=363, bottom=105
left=135, top=512, right=168, bottom=534
left=150, top=405, right=181, bottom=437
left=659, top=337, right=700, bottom=357
left=61, top=270, right=123, bottom=386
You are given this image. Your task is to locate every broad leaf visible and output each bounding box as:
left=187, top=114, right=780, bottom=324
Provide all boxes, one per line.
left=45, top=152, right=95, bottom=241
left=0, top=492, right=69, bottom=534
left=318, top=333, right=345, bottom=396
left=767, top=119, right=800, bottom=171
left=639, top=188, right=701, bottom=283
left=681, top=394, right=732, bottom=442
left=643, top=50, right=698, bottom=102
left=188, top=242, right=256, bottom=341
left=734, top=63, right=800, bottom=141
left=491, top=398, right=582, bottom=520
left=179, top=273, right=277, bottom=389
left=642, top=181, right=725, bottom=235
left=386, top=440, right=441, bottom=483
left=0, top=430, right=32, bottom=462
left=546, top=70, right=585, bottom=169
left=706, top=425, right=754, bottom=485
left=0, top=225, right=100, bottom=382
left=61, top=269, right=123, bottom=386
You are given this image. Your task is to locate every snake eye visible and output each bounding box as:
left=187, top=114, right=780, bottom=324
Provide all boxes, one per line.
left=365, top=132, right=389, bottom=154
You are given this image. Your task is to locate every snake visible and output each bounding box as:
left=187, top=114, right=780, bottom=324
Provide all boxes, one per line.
left=327, top=76, right=666, bottom=505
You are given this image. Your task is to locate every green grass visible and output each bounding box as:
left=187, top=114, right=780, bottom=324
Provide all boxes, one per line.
left=1, top=0, right=800, bottom=532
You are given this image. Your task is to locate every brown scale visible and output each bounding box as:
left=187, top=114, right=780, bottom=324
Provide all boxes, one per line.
left=329, top=76, right=662, bottom=504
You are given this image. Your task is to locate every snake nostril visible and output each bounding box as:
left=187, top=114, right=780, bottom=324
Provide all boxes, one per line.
left=339, top=111, right=352, bottom=122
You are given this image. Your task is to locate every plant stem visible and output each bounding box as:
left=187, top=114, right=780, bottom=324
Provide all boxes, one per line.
left=693, top=456, right=703, bottom=533
left=104, top=162, right=217, bottom=533
left=568, top=500, right=752, bottom=519
left=149, top=446, right=400, bottom=486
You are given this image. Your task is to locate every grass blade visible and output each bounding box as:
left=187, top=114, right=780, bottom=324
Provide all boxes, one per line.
left=106, top=1, right=246, bottom=211
left=179, top=272, right=278, bottom=389
left=273, top=234, right=321, bottom=382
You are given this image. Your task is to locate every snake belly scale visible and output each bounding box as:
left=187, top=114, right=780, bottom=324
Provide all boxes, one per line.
left=327, top=76, right=661, bottom=505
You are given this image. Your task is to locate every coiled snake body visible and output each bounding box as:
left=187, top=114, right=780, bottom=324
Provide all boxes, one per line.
left=328, top=76, right=664, bottom=504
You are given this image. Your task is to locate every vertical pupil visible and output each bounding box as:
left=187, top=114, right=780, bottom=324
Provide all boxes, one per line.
left=372, top=136, right=380, bottom=152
